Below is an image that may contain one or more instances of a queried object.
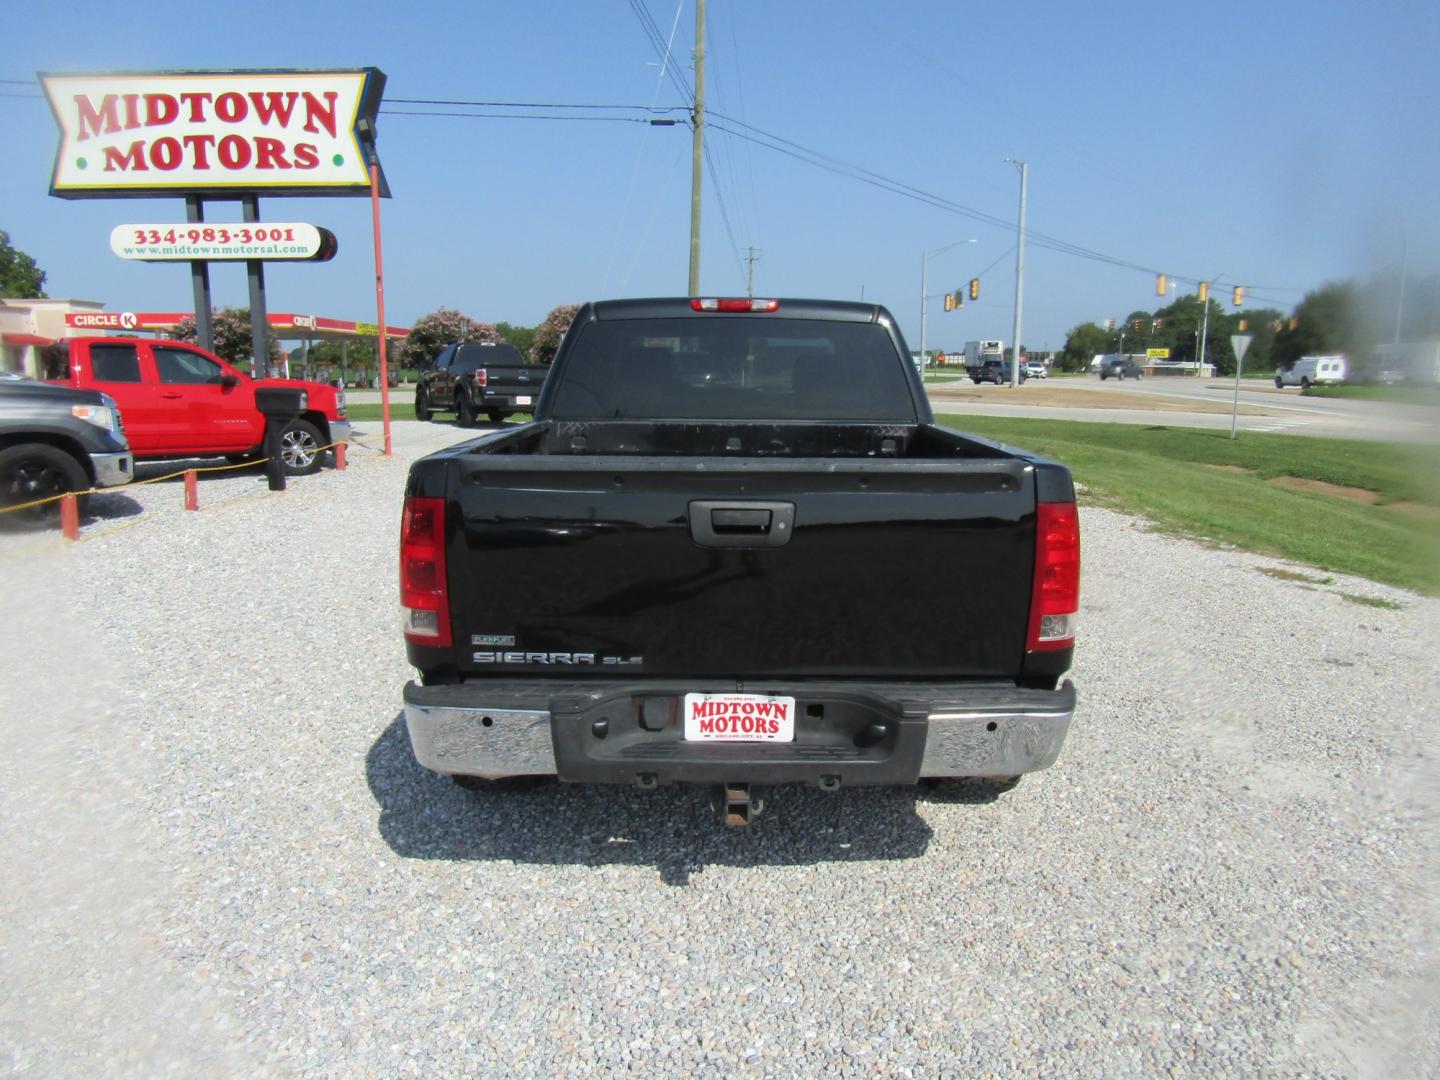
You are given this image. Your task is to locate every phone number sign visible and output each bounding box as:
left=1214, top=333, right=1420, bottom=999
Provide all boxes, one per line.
left=110, top=222, right=337, bottom=262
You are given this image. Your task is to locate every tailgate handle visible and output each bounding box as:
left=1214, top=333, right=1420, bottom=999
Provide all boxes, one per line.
left=689, top=501, right=796, bottom=548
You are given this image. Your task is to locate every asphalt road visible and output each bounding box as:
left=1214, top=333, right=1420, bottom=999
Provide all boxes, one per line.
left=924, top=377, right=1440, bottom=443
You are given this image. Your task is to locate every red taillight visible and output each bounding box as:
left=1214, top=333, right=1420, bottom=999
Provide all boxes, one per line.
left=690, top=298, right=781, bottom=313
left=400, top=496, right=451, bottom=646
left=473, top=368, right=489, bottom=388
left=1027, top=501, right=1079, bottom=652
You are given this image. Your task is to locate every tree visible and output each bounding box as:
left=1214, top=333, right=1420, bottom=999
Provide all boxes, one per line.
left=0, top=229, right=47, bottom=298
left=496, top=321, right=535, bottom=360
left=397, top=307, right=493, bottom=370
left=1059, top=322, right=1109, bottom=371
left=1271, top=281, right=1364, bottom=371
left=531, top=303, right=581, bottom=364
left=169, top=308, right=280, bottom=371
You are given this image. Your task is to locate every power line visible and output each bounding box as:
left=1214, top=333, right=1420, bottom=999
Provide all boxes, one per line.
left=387, top=97, right=685, bottom=112
left=381, top=108, right=660, bottom=124
left=707, top=112, right=1305, bottom=295
left=703, top=142, right=746, bottom=287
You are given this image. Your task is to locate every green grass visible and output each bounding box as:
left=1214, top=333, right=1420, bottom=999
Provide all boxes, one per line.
left=935, top=414, right=1440, bottom=595
left=344, top=403, right=532, bottom=424
left=1303, top=384, right=1440, bottom=406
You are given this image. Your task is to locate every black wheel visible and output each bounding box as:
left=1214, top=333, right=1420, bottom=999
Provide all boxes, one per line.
left=1275, top=376, right=1284, bottom=389
left=486, top=409, right=508, bottom=424
left=456, top=392, right=478, bottom=428
left=971, top=377, right=982, bottom=385
left=0, top=443, right=89, bottom=525
left=1300, top=376, right=1311, bottom=391
left=992, top=373, right=1003, bottom=385
left=1118, top=370, right=1126, bottom=381
left=1135, top=371, right=1143, bottom=380
left=415, top=388, right=433, bottom=422
left=278, top=418, right=325, bottom=476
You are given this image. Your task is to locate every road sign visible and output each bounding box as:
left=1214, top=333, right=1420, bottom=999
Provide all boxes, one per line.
left=1146, top=348, right=1170, bottom=359
left=1230, top=335, right=1253, bottom=365
left=1229, top=334, right=1254, bottom=439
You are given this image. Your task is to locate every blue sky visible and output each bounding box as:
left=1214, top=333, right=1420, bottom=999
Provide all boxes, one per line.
left=3, top=0, right=1437, bottom=353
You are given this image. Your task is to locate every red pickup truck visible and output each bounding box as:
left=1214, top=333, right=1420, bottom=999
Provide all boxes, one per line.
left=51, top=338, right=350, bottom=474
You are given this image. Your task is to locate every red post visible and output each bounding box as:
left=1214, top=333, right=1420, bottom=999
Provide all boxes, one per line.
left=369, top=161, right=393, bottom=457
left=60, top=493, right=80, bottom=540
left=335, top=441, right=348, bottom=471
left=184, top=469, right=199, bottom=511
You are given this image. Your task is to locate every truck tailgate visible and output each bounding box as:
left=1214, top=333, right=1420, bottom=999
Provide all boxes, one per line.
left=446, top=455, right=1036, bottom=679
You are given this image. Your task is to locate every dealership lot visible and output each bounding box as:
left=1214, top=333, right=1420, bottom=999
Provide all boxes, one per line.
left=2, top=420, right=1436, bottom=1076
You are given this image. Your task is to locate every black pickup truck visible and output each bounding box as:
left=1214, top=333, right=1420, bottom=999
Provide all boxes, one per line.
left=400, top=298, right=1079, bottom=823
left=1, top=378, right=133, bottom=521
left=414, top=341, right=546, bottom=426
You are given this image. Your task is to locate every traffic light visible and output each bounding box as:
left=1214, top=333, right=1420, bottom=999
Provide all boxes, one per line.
left=1238, top=319, right=1248, bottom=332
left=1131, top=318, right=1144, bottom=331
left=968, top=278, right=980, bottom=301
left=1198, top=282, right=1209, bottom=302
left=1156, top=274, right=1168, bottom=296
left=1105, top=318, right=1116, bottom=330
left=1232, top=285, right=1244, bottom=307
left=944, top=292, right=954, bottom=312
left=953, top=290, right=964, bottom=309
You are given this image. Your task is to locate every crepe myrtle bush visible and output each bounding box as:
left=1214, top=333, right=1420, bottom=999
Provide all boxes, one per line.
left=398, top=307, right=496, bottom=370
left=530, top=303, right=581, bottom=365
left=169, top=308, right=282, bottom=371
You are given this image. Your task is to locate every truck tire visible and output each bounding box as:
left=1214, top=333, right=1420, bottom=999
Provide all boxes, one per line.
left=415, top=388, right=434, bottom=422
left=456, top=392, right=478, bottom=428
left=1275, top=376, right=1284, bottom=389
left=1300, top=376, right=1311, bottom=391
left=486, top=409, right=508, bottom=424
left=0, top=442, right=89, bottom=524
left=278, top=418, right=325, bottom=475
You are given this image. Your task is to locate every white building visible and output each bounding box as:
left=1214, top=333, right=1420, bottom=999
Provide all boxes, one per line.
left=0, top=298, right=107, bottom=377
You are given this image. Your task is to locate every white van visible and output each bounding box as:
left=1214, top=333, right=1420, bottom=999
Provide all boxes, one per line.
left=1276, top=355, right=1346, bottom=389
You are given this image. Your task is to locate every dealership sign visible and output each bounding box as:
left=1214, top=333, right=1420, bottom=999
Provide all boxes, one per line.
left=110, top=222, right=337, bottom=261
left=41, top=68, right=387, bottom=198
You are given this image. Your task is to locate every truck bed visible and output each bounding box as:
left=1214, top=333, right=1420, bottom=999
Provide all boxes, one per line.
left=405, top=419, right=1069, bottom=684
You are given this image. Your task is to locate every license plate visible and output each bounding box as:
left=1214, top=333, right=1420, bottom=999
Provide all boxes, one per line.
left=516, top=395, right=532, bottom=405
left=683, top=693, right=796, bottom=742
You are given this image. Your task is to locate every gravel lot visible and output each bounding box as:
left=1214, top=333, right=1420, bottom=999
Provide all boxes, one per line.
left=2, top=419, right=1437, bottom=1077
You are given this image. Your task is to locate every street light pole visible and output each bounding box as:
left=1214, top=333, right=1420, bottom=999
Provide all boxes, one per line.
left=1195, top=271, right=1224, bottom=378
left=1005, top=158, right=1028, bottom=388
left=919, top=238, right=977, bottom=374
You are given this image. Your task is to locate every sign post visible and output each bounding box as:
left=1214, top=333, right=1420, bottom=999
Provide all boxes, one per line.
left=1230, top=334, right=1253, bottom=440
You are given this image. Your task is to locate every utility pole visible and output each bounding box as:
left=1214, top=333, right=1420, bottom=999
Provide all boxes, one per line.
left=1006, top=158, right=1028, bottom=387
left=744, top=246, right=761, bottom=297
left=688, top=0, right=705, bottom=296
left=1196, top=272, right=1224, bottom=378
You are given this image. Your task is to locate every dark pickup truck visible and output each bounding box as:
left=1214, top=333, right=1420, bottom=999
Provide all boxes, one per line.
left=1, top=378, right=133, bottom=521
left=414, top=341, right=546, bottom=426
left=400, top=298, right=1079, bottom=823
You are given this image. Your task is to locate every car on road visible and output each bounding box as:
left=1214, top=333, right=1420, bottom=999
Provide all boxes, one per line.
left=1275, top=355, right=1346, bottom=390
left=1024, top=360, right=1048, bottom=379
left=1099, top=357, right=1144, bottom=381
left=970, top=359, right=1029, bottom=385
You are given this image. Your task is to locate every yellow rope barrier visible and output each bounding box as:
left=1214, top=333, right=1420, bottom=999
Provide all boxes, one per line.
left=0, top=440, right=357, bottom=517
